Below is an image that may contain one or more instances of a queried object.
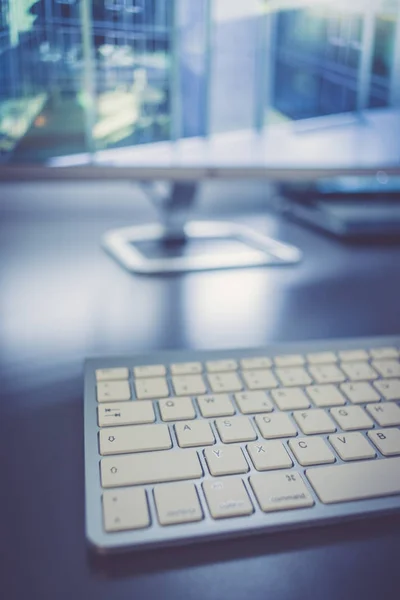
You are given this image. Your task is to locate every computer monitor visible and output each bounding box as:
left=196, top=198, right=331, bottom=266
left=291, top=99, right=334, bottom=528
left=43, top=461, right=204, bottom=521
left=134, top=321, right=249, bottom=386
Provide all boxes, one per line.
left=1, top=0, right=400, bottom=272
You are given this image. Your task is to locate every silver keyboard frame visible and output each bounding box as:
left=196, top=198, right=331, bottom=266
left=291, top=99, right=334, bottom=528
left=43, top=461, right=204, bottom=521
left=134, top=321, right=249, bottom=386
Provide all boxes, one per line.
left=84, top=335, right=400, bottom=553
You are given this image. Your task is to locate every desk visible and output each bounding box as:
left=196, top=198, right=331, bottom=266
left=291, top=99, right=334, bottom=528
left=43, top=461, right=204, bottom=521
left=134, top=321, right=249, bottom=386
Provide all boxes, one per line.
left=1, top=181, right=400, bottom=600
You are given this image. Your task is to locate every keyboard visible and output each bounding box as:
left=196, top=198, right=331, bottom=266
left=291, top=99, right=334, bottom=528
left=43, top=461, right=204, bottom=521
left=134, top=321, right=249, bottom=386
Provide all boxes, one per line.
left=84, top=336, right=400, bottom=552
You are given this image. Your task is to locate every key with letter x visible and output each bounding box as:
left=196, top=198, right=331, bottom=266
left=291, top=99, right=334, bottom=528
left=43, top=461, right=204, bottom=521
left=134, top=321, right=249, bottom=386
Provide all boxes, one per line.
left=247, top=441, right=293, bottom=471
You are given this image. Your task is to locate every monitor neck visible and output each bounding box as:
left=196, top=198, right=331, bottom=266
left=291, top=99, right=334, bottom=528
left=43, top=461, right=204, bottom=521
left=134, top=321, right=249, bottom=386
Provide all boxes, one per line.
left=140, top=181, right=198, bottom=244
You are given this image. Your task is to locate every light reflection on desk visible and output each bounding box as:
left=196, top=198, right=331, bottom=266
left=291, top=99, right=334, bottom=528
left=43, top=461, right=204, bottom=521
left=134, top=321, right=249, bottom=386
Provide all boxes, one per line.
left=1, top=181, right=400, bottom=398
left=182, top=269, right=280, bottom=350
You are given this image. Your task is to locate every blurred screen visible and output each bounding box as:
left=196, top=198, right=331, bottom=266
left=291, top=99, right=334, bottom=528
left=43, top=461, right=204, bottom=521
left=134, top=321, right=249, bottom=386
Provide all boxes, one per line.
left=0, top=0, right=399, bottom=171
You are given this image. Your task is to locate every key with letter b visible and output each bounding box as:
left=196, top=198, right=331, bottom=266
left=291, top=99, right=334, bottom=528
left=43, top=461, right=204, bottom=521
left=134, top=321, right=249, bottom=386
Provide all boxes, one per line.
left=367, top=428, right=400, bottom=456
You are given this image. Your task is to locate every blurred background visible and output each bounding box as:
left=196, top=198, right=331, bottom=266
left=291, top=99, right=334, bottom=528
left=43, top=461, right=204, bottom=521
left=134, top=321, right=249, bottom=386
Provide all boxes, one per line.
left=0, top=0, right=399, bottom=164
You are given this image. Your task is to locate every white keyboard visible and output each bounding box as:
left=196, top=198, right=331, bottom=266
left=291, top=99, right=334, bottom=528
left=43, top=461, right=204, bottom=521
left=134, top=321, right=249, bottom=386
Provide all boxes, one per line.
left=84, top=337, right=400, bottom=552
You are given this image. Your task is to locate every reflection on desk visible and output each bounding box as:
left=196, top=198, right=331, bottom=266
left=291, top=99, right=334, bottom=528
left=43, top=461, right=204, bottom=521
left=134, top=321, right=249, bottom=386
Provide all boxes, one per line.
left=1, top=180, right=400, bottom=600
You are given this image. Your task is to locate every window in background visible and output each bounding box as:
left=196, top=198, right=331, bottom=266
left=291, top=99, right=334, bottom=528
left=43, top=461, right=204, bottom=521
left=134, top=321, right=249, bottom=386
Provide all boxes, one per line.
left=271, top=0, right=400, bottom=122
left=208, top=0, right=259, bottom=134
left=0, top=0, right=399, bottom=164
left=272, top=8, right=363, bottom=119
left=0, top=0, right=172, bottom=161
left=88, top=0, right=172, bottom=150
left=369, top=11, right=396, bottom=107
left=177, top=0, right=210, bottom=138
left=0, top=0, right=50, bottom=159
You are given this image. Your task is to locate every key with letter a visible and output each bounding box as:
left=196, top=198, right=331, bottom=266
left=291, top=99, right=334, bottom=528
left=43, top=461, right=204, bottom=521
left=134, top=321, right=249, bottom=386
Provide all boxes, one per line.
left=175, top=421, right=215, bottom=447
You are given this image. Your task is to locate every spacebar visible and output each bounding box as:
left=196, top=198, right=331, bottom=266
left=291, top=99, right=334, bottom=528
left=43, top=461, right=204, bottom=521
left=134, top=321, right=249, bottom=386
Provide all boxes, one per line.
left=101, top=450, right=203, bottom=488
left=306, top=457, right=400, bottom=504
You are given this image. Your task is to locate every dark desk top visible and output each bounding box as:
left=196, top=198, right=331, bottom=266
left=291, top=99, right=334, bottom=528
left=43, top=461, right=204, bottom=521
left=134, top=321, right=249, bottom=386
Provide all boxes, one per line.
left=1, top=181, right=400, bottom=600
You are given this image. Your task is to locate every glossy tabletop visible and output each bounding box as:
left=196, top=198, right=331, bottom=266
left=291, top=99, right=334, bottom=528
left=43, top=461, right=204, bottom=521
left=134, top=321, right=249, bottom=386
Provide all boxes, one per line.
left=1, top=180, right=400, bottom=600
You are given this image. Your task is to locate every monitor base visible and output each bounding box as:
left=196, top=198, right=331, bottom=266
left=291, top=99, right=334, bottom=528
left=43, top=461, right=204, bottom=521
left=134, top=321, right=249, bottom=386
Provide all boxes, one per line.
left=102, top=221, right=302, bottom=274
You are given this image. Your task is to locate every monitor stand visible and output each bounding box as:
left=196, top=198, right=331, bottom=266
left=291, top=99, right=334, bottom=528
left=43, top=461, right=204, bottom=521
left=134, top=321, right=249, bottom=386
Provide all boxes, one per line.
left=102, top=182, right=302, bottom=274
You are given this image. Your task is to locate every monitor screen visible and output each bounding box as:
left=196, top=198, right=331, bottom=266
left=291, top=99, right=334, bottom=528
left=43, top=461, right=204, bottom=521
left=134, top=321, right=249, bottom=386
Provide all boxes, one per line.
left=0, top=0, right=400, bottom=180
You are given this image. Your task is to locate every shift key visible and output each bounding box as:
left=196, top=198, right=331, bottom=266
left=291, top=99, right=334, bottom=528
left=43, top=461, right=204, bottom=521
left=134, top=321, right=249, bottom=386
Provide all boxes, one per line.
left=101, top=449, right=203, bottom=487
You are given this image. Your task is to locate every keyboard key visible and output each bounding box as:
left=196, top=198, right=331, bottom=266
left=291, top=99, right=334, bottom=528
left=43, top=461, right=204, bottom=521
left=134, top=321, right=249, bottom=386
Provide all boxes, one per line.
left=207, top=372, right=243, bottom=393
left=103, top=488, right=150, bottom=532
left=366, top=402, right=400, bottom=427
left=247, top=441, right=293, bottom=471
left=242, top=369, right=278, bottom=390
left=250, top=471, right=314, bottom=512
left=215, top=417, right=257, bottom=443
left=234, top=391, right=274, bottom=414
left=135, top=377, right=169, bottom=400
left=204, top=446, right=249, bottom=476
left=206, top=359, right=238, bottom=373
left=306, top=352, right=337, bottom=364
left=367, top=428, right=400, bottom=456
left=134, top=365, right=166, bottom=378
left=255, top=413, right=297, bottom=439
left=340, top=382, right=380, bottom=404
left=306, top=457, right=400, bottom=504
left=154, top=482, right=203, bottom=525
left=329, top=432, right=376, bottom=461
left=96, top=368, right=129, bottom=382
left=175, top=420, right=215, bottom=447
left=99, top=423, right=172, bottom=455
left=374, top=378, right=400, bottom=400
left=338, top=349, right=369, bottom=362
left=371, top=360, right=400, bottom=378
left=289, top=436, right=336, bottom=466
left=101, top=450, right=203, bottom=487
left=308, top=364, right=346, bottom=384
left=306, top=384, right=346, bottom=407
left=293, top=409, right=336, bottom=435
left=340, top=361, right=378, bottom=381
left=170, top=362, right=203, bottom=375
left=240, top=357, right=272, bottom=370
left=370, top=347, right=399, bottom=360
left=274, top=354, right=305, bottom=367
left=159, top=397, right=196, bottom=421
left=271, top=387, right=310, bottom=411
left=97, top=381, right=131, bottom=403
left=172, top=375, right=206, bottom=396
left=197, top=394, right=235, bottom=418
left=98, top=401, right=155, bottom=427
left=275, top=367, right=312, bottom=387
left=330, top=406, right=374, bottom=431
left=203, top=478, right=253, bottom=519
